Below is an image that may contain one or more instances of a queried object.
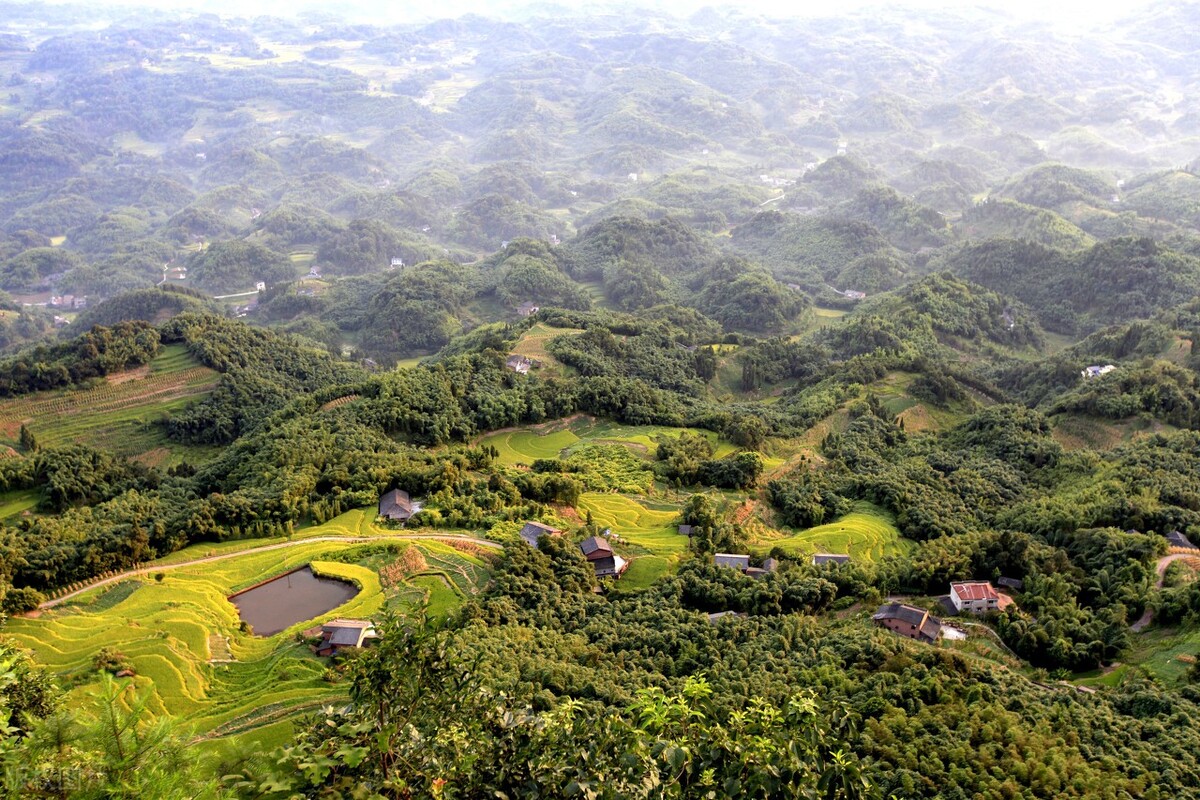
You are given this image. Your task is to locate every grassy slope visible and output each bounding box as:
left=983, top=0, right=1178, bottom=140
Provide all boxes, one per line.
left=756, top=501, right=913, bottom=561
left=0, top=488, right=39, bottom=519
left=479, top=416, right=737, bottom=467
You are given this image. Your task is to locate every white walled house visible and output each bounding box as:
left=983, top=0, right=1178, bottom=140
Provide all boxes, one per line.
left=949, top=581, right=1000, bottom=614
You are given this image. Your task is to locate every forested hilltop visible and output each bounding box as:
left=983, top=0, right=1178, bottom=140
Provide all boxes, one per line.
left=1, top=2, right=1200, bottom=798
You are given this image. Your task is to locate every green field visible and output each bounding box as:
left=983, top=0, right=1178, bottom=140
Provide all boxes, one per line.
left=1127, top=627, right=1200, bottom=685
left=761, top=502, right=913, bottom=561
left=3, top=517, right=492, bottom=749
left=509, top=322, right=585, bottom=369
left=577, top=492, right=685, bottom=554
left=0, top=344, right=220, bottom=464
left=483, top=427, right=581, bottom=465
left=577, top=492, right=686, bottom=589
left=479, top=417, right=737, bottom=467
left=0, top=488, right=39, bottom=519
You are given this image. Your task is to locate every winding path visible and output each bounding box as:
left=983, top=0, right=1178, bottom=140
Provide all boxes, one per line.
left=37, top=534, right=502, bottom=611
left=1130, top=552, right=1200, bottom=632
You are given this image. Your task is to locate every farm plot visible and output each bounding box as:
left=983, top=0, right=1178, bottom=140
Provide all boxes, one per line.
left=480, top=427, right=581, bottom=465
left=0, top=488, right=39, bottom=519
left=480, top=417, right=738, bottom=467
left=4, top=523, right=491, bottom=748
left=509, top=322, right=585, bottom=369
left=0, top=344, right=219, bottom=460
left=761, top=502, right=912, bottom=561
left=577, top=492, right=685, bottom=555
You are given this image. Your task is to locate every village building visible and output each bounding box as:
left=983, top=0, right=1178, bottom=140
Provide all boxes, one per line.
left=378, top=489, right=416, bottom=523
left=714, top=553, right=778, bottom=579
left=519, top=520, right=561, bottom=548
left=312, top=619, right=377, bottom=657
left=873, top=602, right=942, bottom=644
left=949, top=581, right=1000, bottom=614
left=812, top=553, right=851, bottom=566
left=506, top=355, right=534, bottom=374
left=706, top=611, right=747, bottom=624
left=580, top=536, right=628, bottom=579
left=1167, top=531, right=1198, bottom=550
left=516, top=302, right=540, bottom=317
left=1081, top=364, right=1117, bottom=379
left=677, top=524, right=694, bottom=536
left=714, top=553, right=751, bottom=571
left=997, top=576, right=1024, bottom=591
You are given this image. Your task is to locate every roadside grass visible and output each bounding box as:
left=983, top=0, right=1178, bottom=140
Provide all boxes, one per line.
left=757, top=502, right=913, bottom=561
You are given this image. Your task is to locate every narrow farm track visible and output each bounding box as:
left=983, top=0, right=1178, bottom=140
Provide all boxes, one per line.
left=1130, top=553, right=1200, bottom=632
left=38, top=534, right=502, bottom=610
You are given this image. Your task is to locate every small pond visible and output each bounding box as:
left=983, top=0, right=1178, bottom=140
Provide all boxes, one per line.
left=229, top=566, right=358, bottom=636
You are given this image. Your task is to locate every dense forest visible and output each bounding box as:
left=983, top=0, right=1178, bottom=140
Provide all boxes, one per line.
left=1, top=1, right=1200, bottom=798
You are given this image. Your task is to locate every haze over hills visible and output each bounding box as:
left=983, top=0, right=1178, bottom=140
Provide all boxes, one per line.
left=0, top=2, right=1200, bottom=798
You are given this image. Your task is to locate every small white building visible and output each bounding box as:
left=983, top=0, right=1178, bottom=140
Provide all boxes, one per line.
left=949, top=581, right=1000, bottom=614
left=1081, top=364, right=1117, bottom=379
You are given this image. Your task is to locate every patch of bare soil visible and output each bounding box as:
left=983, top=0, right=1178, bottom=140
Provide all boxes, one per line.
left=106, top=365, right=152, bottom=385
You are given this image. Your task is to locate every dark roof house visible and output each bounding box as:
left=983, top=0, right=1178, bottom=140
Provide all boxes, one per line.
left=997, top=576, right=1024, bottom=591
left=812, top=554, right=851, bottom=566
left=506, top=355, right=533, bottom=374
left=714, top=553, right=751, bottom=570
left=519, top=521, right=561, bottom=548
left=580, top=536, right=613, bottom=560
left=378, top=489, right=414, bottom=522
left=872, top=603, right=942, bottom=645
left=1167, top=531, right=1198, bottom=550
left=315, top=619, right=377, bottom=657
left=678, top=524, right=694, bottom=536
left=579, top=537, right=627, bottom=579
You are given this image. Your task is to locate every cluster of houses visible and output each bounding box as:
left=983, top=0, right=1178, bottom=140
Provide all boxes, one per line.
left=49, top=294, right=87, bottom=309
left=758, top=174, right=796, bottom=188
left=873, top=580, right=1019, bottom=645
left=713, top=553, right=778, bottom=579
left=517, top=521, right=630, bottom=580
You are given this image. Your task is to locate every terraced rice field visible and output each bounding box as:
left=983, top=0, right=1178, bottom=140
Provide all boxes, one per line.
left=480, top=417, right=737, bottom=466
left=509, top=322, right=585, bottom=368
left=576, top=492, right=685, bottom=555
left=4, top=518, right=491, bottom=748
left=484, top=427, right=582, bottom=465
left=0, top=344, right=220, bottom=460
left=762, top=502, right=913, bottom=561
